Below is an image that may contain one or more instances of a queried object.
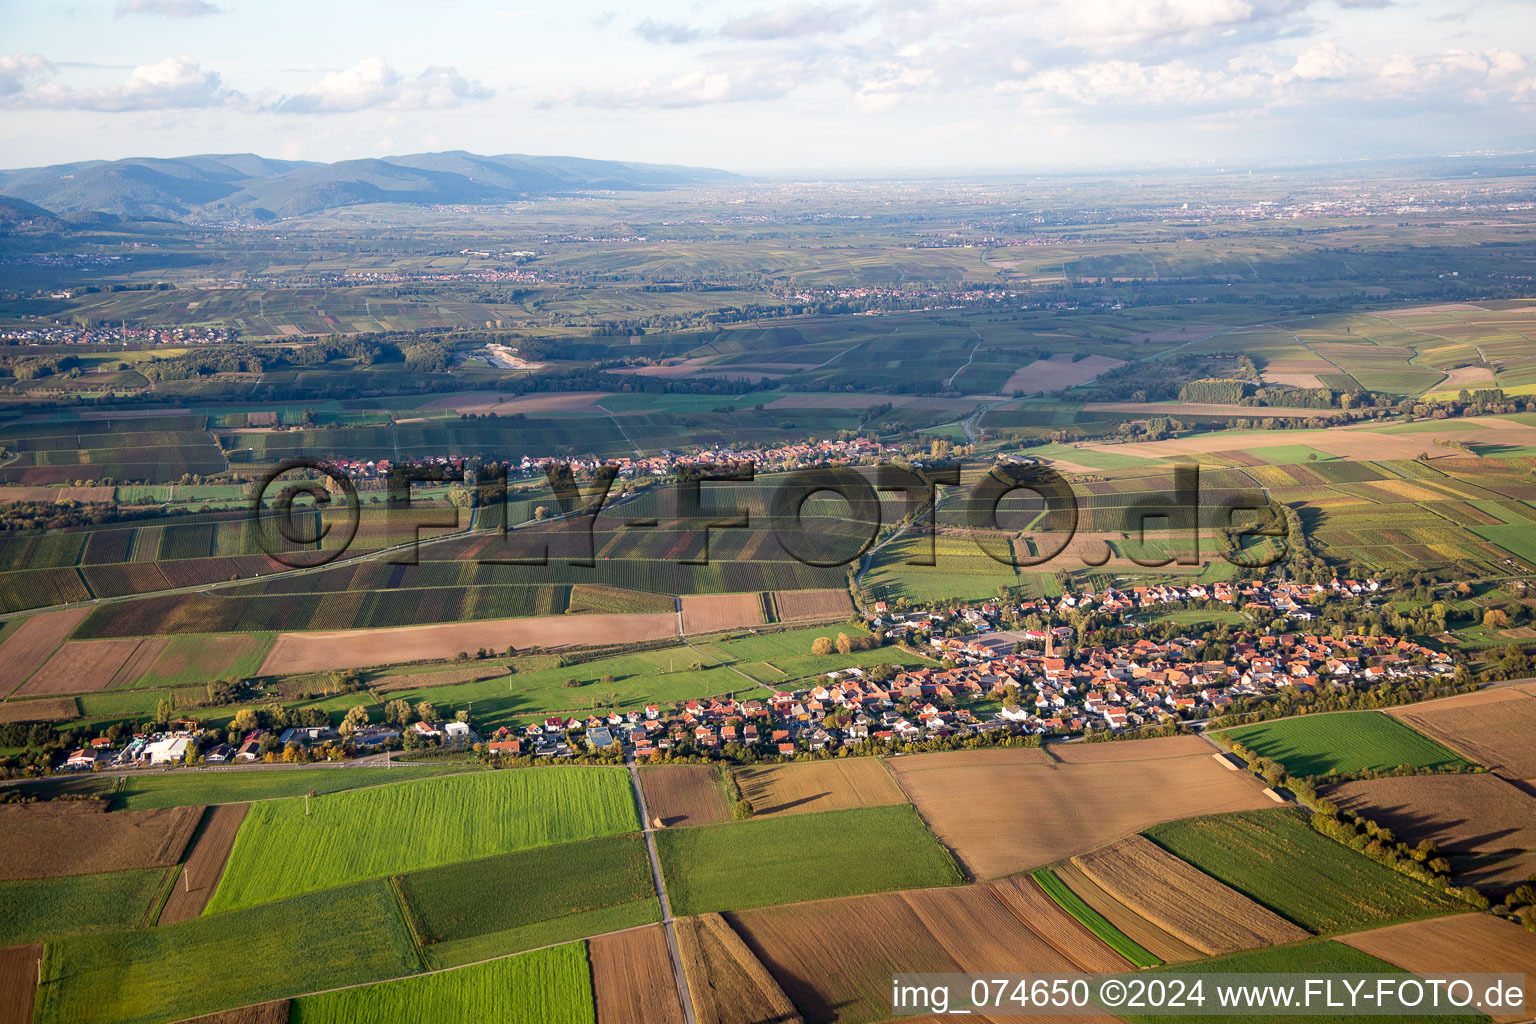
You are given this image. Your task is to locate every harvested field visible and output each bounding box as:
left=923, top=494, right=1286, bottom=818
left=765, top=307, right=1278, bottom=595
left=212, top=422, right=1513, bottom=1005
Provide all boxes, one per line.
left=734, top=759, right=906, bottom=817
left=888, top=738, right=1273, bottom=880
left=674, top=913, right=803, bottom=1024
left=137, top=634, right=269, bottom=688
left=606, top=357, right=722, bottom=379
left=157, top=804, right=249, bottom=926
left=0, top=697, right=76, bottom=723
left=763, top=394, right=918, bottom=409
left=1050, top=861, right=1203, bottom=964
left=1323, top=774, right=1536, bottom=888
left=1004, top=354, right=1125, bottom=395
left=172, top=1001, right=290, bottom=1024
left=640, top=764, right=730, bottom=827
left=1341, top=914, right=1536, bottom=1023
left=590, top=925, right=685, bottom=1024
left=1049, top=735, right=1215, bottom=763
left=730, top=877, right=1126, bottom=1024
left=0, top=608, right=90, bottom=694
left=372, top=665, right=509, bottom=693
left=106, top=637, right=169, bottom=688
left=18, top=638, right=150, bottom=696
left=680, top=593, right=763, bottom=635
left=1080, top=402, right=1343, bottom=420
left=1387, top=687, right=1536, bottom=780
left=0, top=802, right=200, bottom=880
left=0, top=944, right=41, bottom=1024
left=418, top=390, right=608, bottom=414
left=257, top=612, right=679, bottom=674
left=890, top=747, right=1053, bottom=770
left=0, top=486, right=115, bottom=504
left=1073, top=835, right=1310, bottom=955
left=1432, top=365, right=1497, bottom=393
left=1083, top=426, right=1468, bottom=462
left=772, top=589, right=852, bottom=621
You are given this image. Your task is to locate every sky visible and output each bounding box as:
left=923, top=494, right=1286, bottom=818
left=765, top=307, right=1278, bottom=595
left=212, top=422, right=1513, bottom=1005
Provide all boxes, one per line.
left=1, top=0, right=1533, bottom=174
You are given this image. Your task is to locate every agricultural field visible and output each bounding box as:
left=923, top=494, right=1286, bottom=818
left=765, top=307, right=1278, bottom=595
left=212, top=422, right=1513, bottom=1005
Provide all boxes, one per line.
left=1386, top=684, right=1536, bottom=781
left=1145, top=808, right=1466, bottom=934
left=886, top=738, right=1274, bottom=879
left=106, top=764, right=468, bottom=810
left=256, top=612, right=680, bottom=675
left=732, top=758, right=906, bottom=817
left=0, top=868, right=169, bottom=945
left=680, top=593, right=762, bottom=634
left=1036, top=864, right=1201, bottom=965
left=173, top=1002, right=290, bottom=1024
left=655, top=804, right=963, bottom=915
left=1340, top=914, right=1536, bottom=1023
left=1071, top=835, right=1310, bottom=955
left=640, top=764, right=732, bottom=827
left=32, top=880, right=422, bottom=1024
left=674, top=913, right=804, bottom=1024
left=589, top=926, right=686, bottom=1024
left=157, top=804, right=249, bottom=925
left=396, top=834, right=658, bottom=969
left=17, top=638, right=160, bottom=696
left=770, top=588, right=852, bottom=621
left=0, top=696, right=76, bottom=722
left=207, top=768, right=640, bottom=912
left=287, top=943, right=596, bottom=1024
left=0, top=802, right=200, bottom=880
left=0, top=607, right=91, bottom=695
left=726, top=875, right=1128, bottom=1024
left=130, top=634, right=274, bottom=689
left=1221, top=711, right=1472, bottom=778
left=0, top=944, right=41, bottom=1024
left=1324, top=774, right=1536, bottom=888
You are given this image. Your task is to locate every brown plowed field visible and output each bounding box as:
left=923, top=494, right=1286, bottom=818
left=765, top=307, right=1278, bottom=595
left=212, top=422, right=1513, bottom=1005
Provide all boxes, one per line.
left=258, top=612, right=679, bottom=674
left=1073, top=835, right=1310, bottom=955
left=1052, top=861, right=1203, bottom=963
left=0, top=697, right=77, bottom=723
left=888, top=747, right=1053, bottom=771
left=734, top=759, right=906, bottom=817
left=675, top=913, right=803, bottom=1024
left=107, top=637, right=169, bottom=688
left=680, top=594, right=763, bottom=635
left=1341, top=914, right=1536, bottom=1023
left=730, top=878, right=1125, bottom=1024
left=157, top=804, right=249, bottom=925
left=0, top=944, right=40, bottom=1024
left=1324, top=774, right=1536, bottom=888
left=591, top=925, right=685, bottom=1024
left=1004, top=354, right=1125, bottom=395
left=889, top=740, right=1273, bottom=880
left=0, top=608, right=90, bottom=694
left=640, top=765, right=731, bottom=827
left=0, top=802, right=201, bottom=880
left=1049, top=735, right=1215, bottom=763
left=0, top=486, right=115, bottom=504
left=171, top=1000, right=290, bottom=1024
left=18, top=638, right=146, bottom=696
left=1387, top=687, right=1536, bottom=780
left=772, top=589, right=852, bottom=621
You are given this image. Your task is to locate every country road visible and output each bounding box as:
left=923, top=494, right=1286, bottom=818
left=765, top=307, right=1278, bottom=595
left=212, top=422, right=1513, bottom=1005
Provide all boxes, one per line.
left=627, top=760, right=699, bottom=1024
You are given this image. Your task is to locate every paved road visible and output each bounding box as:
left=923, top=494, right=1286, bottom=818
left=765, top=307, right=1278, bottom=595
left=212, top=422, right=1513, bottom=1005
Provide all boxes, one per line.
left=627, top=760, right=699, bottom=1024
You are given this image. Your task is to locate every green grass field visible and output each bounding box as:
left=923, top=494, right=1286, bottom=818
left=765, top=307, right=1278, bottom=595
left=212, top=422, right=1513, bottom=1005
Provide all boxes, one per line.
left=288, top=942, right=595, bottom=1024
left=1030, top=868, right=1161, bottom=969
left=655, top=804, right=963, bottom=916
left=207, top=768, right=641, bottom=912
left=111, top=765, right=470, bottom=809
left=33, top=879, right=422, bottom=1024
left=1221, top=711, right=1472, bottom=777
left=1145, top=809, right=1465, bottom=934
left=397, top=833, right=659, bottom=969
left=0, top=868, right=169, bottom=945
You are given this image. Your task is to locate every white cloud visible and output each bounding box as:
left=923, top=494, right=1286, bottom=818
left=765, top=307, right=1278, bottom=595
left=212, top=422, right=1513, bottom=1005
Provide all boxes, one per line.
left=0, top=54, right=240, bottom=111
left=114, top=0, right=222, bottom=17
left=545, top=66, right=798, bottom=109
left=635, top=19, right=703, bottom=44
left=721, top=3, right=864, bottom=41
left=1290, top=40, right=1356, bottom=80
left=274, top=58, right=492, bottom=113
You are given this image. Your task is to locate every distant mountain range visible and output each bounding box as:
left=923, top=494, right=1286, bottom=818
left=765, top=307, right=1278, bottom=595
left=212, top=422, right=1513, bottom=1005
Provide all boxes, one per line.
left=0, top=152, right=742, bottom=222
